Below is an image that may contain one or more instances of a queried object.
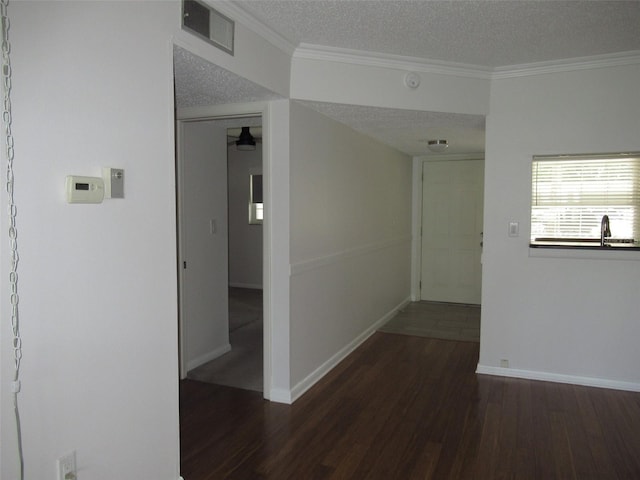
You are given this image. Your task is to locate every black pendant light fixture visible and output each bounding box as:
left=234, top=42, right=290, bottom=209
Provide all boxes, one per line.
left=236, top=126, right=256, bottom=151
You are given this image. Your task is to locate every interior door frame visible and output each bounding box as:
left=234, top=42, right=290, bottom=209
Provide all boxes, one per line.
left=411, top=153, right=485, bottom=302
left=176, top=101, right=272, bottom=400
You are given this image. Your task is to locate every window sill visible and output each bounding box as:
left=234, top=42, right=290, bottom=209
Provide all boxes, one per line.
left=529, top=242, right=640, bottom=260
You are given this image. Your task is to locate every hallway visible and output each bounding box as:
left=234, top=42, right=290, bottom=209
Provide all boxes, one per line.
left=379, top=301, right=480, bottom=342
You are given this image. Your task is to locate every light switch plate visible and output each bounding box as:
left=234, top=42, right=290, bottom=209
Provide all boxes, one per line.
left=103, top=167, right=124, bottom=199
left=508, top=222, right=519, bottom=237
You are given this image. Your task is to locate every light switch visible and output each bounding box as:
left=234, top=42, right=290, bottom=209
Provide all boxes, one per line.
left=508, top=222, right=519, bottom=237
left=103, top=167, right=124, bottom=199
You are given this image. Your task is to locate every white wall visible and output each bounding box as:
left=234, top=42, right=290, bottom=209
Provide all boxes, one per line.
left=480, top=63, right=640, bottom=389
left=228, top=145, right=263, bottom=288
left=0, top=1, right=292, bottom=479
left=289, top=101, right=412, bottom=399
left=0, top=2, right=180, bottom=479
left=291, top=54, right=490, bottom=115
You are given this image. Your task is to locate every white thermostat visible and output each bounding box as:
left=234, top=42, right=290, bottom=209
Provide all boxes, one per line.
left=66, top=175, right=105, bottom=204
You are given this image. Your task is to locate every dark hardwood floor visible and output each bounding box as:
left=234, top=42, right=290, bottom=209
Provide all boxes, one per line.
left=180, top=332, right=640, bottom=479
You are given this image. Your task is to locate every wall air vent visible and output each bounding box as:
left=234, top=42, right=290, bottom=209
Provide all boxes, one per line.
left=182, top=0, right=234, bottom=55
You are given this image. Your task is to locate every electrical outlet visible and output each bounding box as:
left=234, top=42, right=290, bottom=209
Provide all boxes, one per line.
left=57, top=451, right=77, bottom=480
left=500, top=359, right=509, bottom=368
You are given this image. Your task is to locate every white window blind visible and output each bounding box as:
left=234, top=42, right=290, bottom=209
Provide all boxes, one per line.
left=531, top=154, right=640, bottom=242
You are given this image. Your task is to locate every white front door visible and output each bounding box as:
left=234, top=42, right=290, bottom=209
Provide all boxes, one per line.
left=420, top=159, right=484, bottom=304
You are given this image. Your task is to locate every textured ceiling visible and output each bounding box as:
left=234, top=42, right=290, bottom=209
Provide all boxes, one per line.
left=236, top=0, right=640, bottom=68
left=298, top=101, right=485, bottom=156
left=174, top=1, right=640, bottom=156
left=174, top=46, right=283, bottom=108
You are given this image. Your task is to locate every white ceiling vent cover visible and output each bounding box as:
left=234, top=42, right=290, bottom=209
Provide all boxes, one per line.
left=182, top=0, right=234, bottom=55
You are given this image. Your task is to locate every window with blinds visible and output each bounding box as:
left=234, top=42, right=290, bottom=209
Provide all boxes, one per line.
left=531, top=153, right=640, bottom=243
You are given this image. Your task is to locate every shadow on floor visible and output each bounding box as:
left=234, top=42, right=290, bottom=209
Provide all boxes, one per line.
left=187, top=287, right=263, bottom=392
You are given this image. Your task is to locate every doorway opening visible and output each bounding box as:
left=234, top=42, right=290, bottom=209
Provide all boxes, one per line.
left=185, top=121, right=264, bottom=392
left=176, top=113, right=270, bottom=397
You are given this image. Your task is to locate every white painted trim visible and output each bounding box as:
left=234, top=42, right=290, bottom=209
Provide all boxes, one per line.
left=294, top=43, right=492, bottom=80
left=294, top=44, right=640, bottom=81
left=186, top=343, right=231, bottom=372
left=290, top=236, right=411, bottom=276
left=268, top=388, right=293, bottom=404
left=288, top=297, right=412, bottom=404
left=476, top=364, right=640, bottom=393
left=261, top=100, right=284, bottom=402
left=493, top=50, right=640, bottom=79
left=175, top=100, right=278, bottom=402
left=176, top=101, right=269, bottom=121
left=175, top=121, right=188, bottom=380
left=167, top=37, right=182, bottom=480
left=410, top=157, right=423, bottom=302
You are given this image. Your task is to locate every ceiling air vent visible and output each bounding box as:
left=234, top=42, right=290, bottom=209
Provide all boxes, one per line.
left=182, top=0, right=234, bottom=55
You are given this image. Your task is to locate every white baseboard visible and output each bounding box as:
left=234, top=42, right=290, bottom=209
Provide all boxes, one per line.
left=287, top=296, right=412, bottom=404
left=476, top=364, right=640, bottom=392
left=268, top=387, right=293, bottom=404
left=229, top=282, right=263, bottom=289
left=186, top=343, right=231, bottom=372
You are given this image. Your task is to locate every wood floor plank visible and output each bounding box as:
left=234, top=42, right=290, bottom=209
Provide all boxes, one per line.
left=573, top=386, right=619, bottom=479
left=408, top=441, right=441, bottom=480
left=549, top=410, right=578, bottom=480
left=473, top=401, right=502, bottom=479
left=527, top=380, right=557, bottom=479
left=560, top=386, right=600, bottom=479
left=180, top=332, right=640, bottom=479
left=590, top=389, right=640, bottom=479
left=324, top=442, right=369, bottom=480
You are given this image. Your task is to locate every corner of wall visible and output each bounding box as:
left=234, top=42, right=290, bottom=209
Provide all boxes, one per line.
left=288, top=296, right=411, bottom=404
left=186, top=343, right=232, bottom=372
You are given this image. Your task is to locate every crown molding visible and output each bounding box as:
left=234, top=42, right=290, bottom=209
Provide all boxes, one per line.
left=294, top=44, right=640, bottom=81
left=294, top=43, right=493, bottom=80
left=208, top=0, right=296, bottom=56
left=492, top=50, right=640, bottom=79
